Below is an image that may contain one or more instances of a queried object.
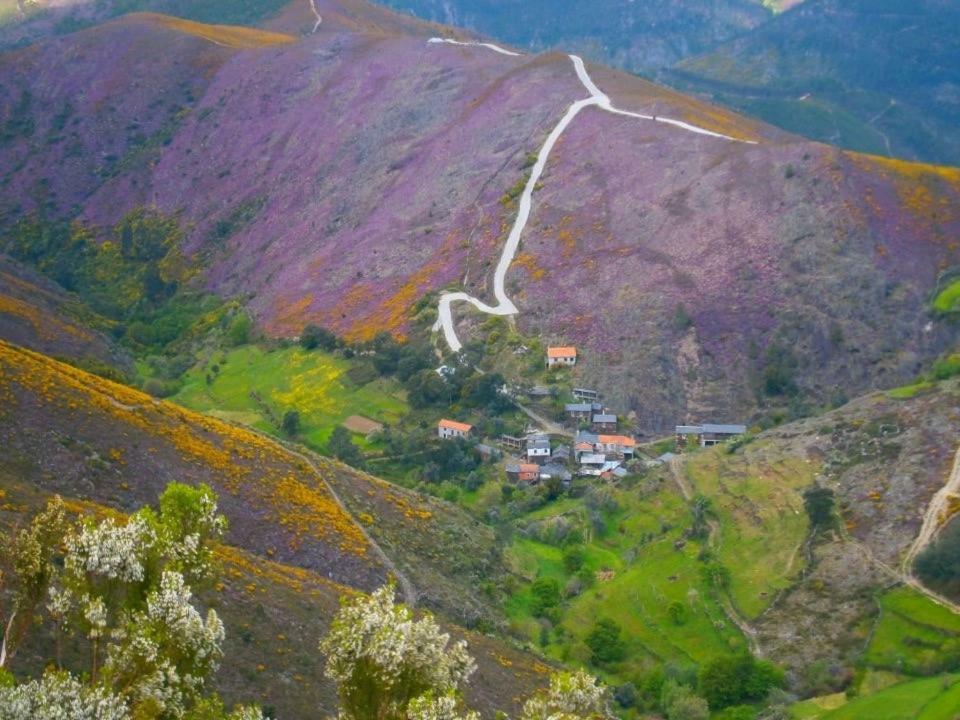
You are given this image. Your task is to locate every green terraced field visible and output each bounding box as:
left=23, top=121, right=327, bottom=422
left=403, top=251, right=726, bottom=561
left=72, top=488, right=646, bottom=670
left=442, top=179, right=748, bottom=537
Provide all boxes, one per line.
left=791, top=674, right=960, bottom=720
left=684, top=443, right=815, bottom=618
left=172, top=344, right=407, bottom=450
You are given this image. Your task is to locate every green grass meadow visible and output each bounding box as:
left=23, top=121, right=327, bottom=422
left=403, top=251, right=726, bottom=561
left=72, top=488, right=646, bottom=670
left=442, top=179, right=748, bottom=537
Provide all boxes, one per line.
left=172, top=345, right=407, bottom=450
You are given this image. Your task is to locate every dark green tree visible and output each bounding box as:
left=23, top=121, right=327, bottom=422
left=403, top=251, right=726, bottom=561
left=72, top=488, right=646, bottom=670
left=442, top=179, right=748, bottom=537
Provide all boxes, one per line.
left=697, top=654, right=783, bottom=709
left=803, top=483, right=836, bottom=531
left=585, top=618, right=625, bottom=665
left=328, top=426, right=366, bottom=469
left=300, top=324, right=340, bottom=351
left=282, top=410, right=300, bottom=436
left=530, top=577, right=561, bottom=617
left=563, top=545, right=586, bottom=573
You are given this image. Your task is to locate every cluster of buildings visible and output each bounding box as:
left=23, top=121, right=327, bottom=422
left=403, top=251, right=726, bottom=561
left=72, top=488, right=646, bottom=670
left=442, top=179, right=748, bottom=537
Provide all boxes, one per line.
left=435, top=341, right=748, bottom=489
left=504, top=433, right=572, bottom=484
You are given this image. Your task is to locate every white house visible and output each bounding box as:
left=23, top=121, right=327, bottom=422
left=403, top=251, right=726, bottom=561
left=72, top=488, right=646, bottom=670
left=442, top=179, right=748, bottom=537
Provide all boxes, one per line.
left=526, top=433, right=551, bottom=463
left=546, top=346, right=577, bottom=367
left=438, top=418, right=473, bottom=440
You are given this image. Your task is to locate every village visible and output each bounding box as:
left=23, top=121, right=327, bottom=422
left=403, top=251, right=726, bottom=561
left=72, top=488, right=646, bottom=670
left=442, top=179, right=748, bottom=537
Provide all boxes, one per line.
left=436, top=345, right=747, bottom=487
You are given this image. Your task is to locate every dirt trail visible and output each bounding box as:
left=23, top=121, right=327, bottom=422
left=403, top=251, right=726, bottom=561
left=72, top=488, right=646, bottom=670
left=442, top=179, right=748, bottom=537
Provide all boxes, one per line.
left=900, top=444, right=960, bottom=614
left=667, top=457, right=762, bottom=655
left=272, top=435, right=419, bottom=607
left=513, top=399, right=571, bottom=438
left=308, top=0, right=322, bottom=33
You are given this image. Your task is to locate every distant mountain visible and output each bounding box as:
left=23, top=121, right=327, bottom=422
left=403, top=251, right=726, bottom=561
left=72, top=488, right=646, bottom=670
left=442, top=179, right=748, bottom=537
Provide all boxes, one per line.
left=667, top=0, right=960, bottom=165
left=373, top=0, right=773, bottom=72
left=1, top=0, right=958, bottom=428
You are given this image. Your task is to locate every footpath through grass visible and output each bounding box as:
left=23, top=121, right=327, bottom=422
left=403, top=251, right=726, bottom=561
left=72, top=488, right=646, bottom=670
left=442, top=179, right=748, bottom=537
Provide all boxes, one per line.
left=503, top=478, right=746, bottom=679
left=172, top=344, right=407, bottom=450
left=684, top=442, right=815, bottom=619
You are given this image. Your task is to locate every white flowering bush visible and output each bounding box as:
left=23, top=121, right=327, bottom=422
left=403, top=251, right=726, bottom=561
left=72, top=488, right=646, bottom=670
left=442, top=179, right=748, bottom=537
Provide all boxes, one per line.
left=0, top=483, right=244, bottom=720
left=407, top=692, right=480, bottom=720
left=103, top=571, right=225, bottom=717
left=0, top=670, right=128, bottom=720
left=65, top=515, right=153, bottom=586
left=320, top=583, right=476, bottom=720
left=520, top=671, right=610, bottom=720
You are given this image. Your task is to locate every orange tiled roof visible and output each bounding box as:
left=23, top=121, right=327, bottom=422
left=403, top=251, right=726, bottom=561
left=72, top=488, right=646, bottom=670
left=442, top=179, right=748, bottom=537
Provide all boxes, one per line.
left=547, top=346, right=577, bottom=358
left=598, top=434, right=636, bottom=447
left=519, top=463, right=540, bottom=473
left=439, top=418, right=473, bottom=433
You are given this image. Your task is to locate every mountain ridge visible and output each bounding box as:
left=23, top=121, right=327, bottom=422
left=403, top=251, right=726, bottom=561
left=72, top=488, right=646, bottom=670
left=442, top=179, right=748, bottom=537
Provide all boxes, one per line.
left=1, top=1, right=957, bottom=428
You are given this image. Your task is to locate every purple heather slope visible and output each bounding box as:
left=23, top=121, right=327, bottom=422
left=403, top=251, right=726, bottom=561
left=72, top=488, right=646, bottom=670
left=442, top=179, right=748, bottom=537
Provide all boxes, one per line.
left=0, top=0, right=957, bottom=426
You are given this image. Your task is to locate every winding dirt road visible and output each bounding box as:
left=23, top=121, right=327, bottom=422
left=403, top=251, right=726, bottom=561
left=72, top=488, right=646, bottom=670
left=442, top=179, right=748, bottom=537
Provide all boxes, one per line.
left=901, top=445, right=960, bottom=613
left=308, top=0, right=322, bottom=33
left=429, top=42, right=756, bottom=353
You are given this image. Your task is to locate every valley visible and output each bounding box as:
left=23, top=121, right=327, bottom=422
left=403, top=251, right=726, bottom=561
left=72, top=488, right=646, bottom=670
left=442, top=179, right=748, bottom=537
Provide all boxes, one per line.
left=0, top=0, right=959, bottom=718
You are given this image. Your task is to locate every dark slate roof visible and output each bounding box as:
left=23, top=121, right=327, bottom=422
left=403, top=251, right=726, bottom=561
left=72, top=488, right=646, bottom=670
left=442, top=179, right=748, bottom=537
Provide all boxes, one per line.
left=592, top=414, right=617, bottom=423
left=702, top=423, right=747, bottom=435
left=565, top=403, right=593, bottom=412
left=527, top=434, right=551, bottom=449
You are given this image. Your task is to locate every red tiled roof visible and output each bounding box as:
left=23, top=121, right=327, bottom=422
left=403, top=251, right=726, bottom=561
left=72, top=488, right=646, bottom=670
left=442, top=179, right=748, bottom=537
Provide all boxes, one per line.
left=439, top=418, right=473, bottom=432
left=598, top=434, right=636, bottom=447
left=547, top=346, right=577, bottom=358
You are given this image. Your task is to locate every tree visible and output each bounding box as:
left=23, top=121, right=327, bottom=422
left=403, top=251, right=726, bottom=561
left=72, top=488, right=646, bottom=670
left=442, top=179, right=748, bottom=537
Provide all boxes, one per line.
left=530, top=578, right=561, bottom=617
left=0, top=484, right=261, bottom=720
left=328, top=425, right=366, bottom=469
left=460, top=373, right=511, bottom=414
left=689, top=495, right=712, bottom=540
left=282, top=409, right=301, bottom=436
left=660, top=680, right=709, bottom=720
left=697, top=654, right=784, bottom=710
left=520, top=670, right=610, bottom=720
left=563, top=545, right=586, bottom=573
left=585, top=618, right=625, bottom=665
left=225, top=313, right=252, bottom=347
left=319, top=584, right=476, bottom=720
left=916, top=519, right=960, bottom=592
left=668, top=601, right=688, bottom=626
left=300, top=324, right=339, bottom=352
left=803, top=483, right=836, bottom=532
left=405, top=369, right=449, bottom=408
left=0, top=496, right=67, bottom=669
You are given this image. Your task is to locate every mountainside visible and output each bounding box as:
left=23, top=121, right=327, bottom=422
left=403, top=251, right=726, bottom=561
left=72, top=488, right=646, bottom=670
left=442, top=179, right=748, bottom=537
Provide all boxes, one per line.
left=0, top=339, right=509, bottom=627
left=674, top=376, right=960, bottom=679
left=669, top=0, right=960, bottom=165
left=371, top=0, right=773, bottom=73
left=0, top=253, right=131, bottom=373
left=1, top=0, right=958, bottom=430
left=0, top=474, right=550, bottom=719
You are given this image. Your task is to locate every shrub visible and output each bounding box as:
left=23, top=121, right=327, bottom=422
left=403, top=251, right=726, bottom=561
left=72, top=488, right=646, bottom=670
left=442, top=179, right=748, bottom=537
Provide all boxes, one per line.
left=585, top=619, right=625, bottom=665
left=281, top=410, right=300, bottom=436
left=530, top=578, right=561, bottom=617
left=697, top=654, right=784, bottom=710
left=915, top=518, right=960, bottom=593
left=563, top=545, right=586, bottom=573
left=300, top=324, right=340, bottom=351
left=226, top=312, right=252, bottom=346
